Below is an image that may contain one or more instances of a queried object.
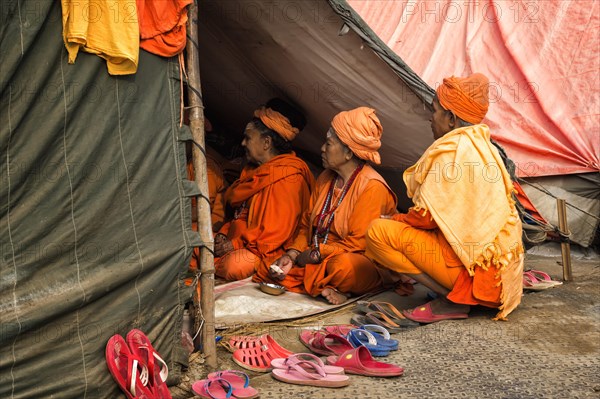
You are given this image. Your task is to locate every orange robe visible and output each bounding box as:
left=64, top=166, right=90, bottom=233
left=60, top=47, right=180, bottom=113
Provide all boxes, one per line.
left=367, top=124, right=524, bottom=320
left=253, top=165, right=397, bottom=296
left=367, top=208, right=504, bottom=309
left=216, top=153, right=314, bottom=280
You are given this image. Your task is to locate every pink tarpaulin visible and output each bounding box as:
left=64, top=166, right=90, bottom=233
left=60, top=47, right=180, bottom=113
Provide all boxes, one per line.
left=348, top=0, right=599, bottom=177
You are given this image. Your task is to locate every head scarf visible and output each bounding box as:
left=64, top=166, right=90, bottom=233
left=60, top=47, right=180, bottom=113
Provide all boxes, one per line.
left=330, top=107, right=382, bottom=164
left=253, top=106, right=300, bottom=141
left=436, top=73, right=490, bottom=124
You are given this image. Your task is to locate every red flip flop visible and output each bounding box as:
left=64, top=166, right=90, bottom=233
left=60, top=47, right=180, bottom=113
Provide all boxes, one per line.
left=126, top=329, right=172, bottom=398
left=326, top=346, right=403, bottom=377
left=402, top=302, right=468, bottom=324
left=105, top=335, right=154, bottom=399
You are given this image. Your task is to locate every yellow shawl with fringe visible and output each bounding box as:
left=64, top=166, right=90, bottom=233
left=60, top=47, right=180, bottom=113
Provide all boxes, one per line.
left=404, top=124, right=524, bottom=320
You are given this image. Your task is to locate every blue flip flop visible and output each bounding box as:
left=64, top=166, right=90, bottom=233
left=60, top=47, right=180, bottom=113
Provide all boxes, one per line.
left=346, top=329, right=390, bottom=357
left=359, top=324, right=399, bottom=351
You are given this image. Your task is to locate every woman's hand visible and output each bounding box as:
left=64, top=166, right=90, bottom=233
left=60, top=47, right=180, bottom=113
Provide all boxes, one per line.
left=214, top=234, right=233, bottom=257
left=269, top=255, right=294, bottom=280
left=295, top=249, right=321, bottom=267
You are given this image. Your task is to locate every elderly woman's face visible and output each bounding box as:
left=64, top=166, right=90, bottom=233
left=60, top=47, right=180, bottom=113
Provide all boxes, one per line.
left=430, top=98, right=453, bottom=139
left=321, top=129, right=351, bottom=171
left=241, top=122, right=268, bottom=165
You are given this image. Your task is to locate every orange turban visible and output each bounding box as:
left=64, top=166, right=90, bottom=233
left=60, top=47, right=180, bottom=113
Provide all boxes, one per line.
left=436, top=73, right=490, bottom=124
left=331, top=107, right=382, bottom=165
left=254, top=106, right=300, bottom=142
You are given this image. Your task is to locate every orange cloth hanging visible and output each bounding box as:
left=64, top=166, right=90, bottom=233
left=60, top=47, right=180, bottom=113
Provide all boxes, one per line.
left=137, top=0, right=192, bottom=57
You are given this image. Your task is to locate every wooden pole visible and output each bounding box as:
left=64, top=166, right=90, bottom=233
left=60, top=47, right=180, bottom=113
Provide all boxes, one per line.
left=556, top=199, right=573, bottom=282
left=185, top=1, right=217, bottom=369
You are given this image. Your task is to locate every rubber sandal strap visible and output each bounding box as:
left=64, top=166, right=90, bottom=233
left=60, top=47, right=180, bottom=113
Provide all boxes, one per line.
left=127, top=355, right=149, bottom=397
left=151, top=351, right=169, bottom=383
left=205, top=378, right=233, bottom=399
left=366, top=311, right=400, bottom=328
left=527, top=269, right=552, bottom=282
left=347, top=329, right=378, bottom=347
left=372, top=302, right=405, bottom=320
left=288, top=360, right=327, bottom=379
left=287, top=353, right=325, bottom=369
left=214, top=370, right=250, bottom=388
left=360, top=324, right=391, bottom=340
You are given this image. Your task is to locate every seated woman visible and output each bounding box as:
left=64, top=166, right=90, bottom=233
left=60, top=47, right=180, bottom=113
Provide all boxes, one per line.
left=365, top=73, right=524, bottom=323
left=254, top=107, right=398, bottom=304
left=214, top=99, right=314, bottom=281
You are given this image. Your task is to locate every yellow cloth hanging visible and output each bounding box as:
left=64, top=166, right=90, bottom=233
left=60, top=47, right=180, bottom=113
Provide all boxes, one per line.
left=61, top=0, right=139, bottom=75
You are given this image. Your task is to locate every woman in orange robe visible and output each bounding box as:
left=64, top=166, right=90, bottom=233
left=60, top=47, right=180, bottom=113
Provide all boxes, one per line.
left=253, top=107, right=398, bottom=304
left=366, top=73, right=524, bottom=322
left=214, top=100, right=314, bottom=281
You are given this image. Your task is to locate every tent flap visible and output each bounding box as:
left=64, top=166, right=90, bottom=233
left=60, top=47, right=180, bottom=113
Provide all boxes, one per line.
left=1, top=2, right=191, bottom=397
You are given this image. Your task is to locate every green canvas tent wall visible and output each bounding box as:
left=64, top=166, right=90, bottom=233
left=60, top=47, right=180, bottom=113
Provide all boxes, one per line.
left=1, top=1, right=194, bottom=397
left=1, top=0, right=452, bottom=397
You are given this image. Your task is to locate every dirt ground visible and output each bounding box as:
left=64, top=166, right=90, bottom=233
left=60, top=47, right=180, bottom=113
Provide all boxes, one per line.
left=171, top=247, right=600, bottom=399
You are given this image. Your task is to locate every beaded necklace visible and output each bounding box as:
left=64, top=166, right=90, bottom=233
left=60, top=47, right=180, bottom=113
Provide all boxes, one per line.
left=313, top=162, right=365, bottom=250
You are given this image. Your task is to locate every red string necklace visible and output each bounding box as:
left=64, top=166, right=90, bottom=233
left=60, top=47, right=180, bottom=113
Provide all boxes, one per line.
left=313, top=162, right=365, bottom=250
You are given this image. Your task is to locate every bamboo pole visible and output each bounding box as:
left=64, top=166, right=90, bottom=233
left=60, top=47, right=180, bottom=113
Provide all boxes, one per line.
left=185, top=1, right=217, bottom=369
left=556, top=199, right=572, bottom=282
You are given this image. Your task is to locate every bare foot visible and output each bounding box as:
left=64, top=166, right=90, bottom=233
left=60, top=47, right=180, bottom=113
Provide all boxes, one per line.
left=429, top=297, right=470, bottom=315
left=321, top=288, right=349, bottom=305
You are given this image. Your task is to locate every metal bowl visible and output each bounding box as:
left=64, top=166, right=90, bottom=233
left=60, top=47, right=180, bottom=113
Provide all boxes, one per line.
left=259, top=282, right=286, bottom=296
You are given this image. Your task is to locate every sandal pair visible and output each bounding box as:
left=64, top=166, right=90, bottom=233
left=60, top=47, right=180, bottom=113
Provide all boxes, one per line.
left=523, top=269, right=563, bottom=291
left=354, top=301, right=419, bottom=330
left=105, top=329, right=171, bottom=398
left=192, top=370, right=258, bottom=399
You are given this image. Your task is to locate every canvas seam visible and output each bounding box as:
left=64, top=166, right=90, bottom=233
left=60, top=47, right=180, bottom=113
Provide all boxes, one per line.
left=60, top=52, right=88, bottom=398
left=115, top=78, right=144, bottom=323
left=7, top=84, right=22, bottom=399
left=167, top=59, right=190, bottom=254
left=167, top=57, right=187, bottom=361
left=17, top=0, right=24, bottom=56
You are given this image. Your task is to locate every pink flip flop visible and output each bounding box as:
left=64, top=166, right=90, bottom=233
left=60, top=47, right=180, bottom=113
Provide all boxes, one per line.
left=105, top=335, right=154, bottom=399
left=271, top=359, right=350, bottom=387
left=523, top=270, right=563, bottom=291
left=126, top=329, right=172, bottom=398
left=206, top=370, right=259, bottom=399
left=299, top=331, right=354, bottom=357
left=326, top=346, right=403, bottom=377
left=402, top=302, right=468, bottom=324
left=271, top=353, right=345, bottom=375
